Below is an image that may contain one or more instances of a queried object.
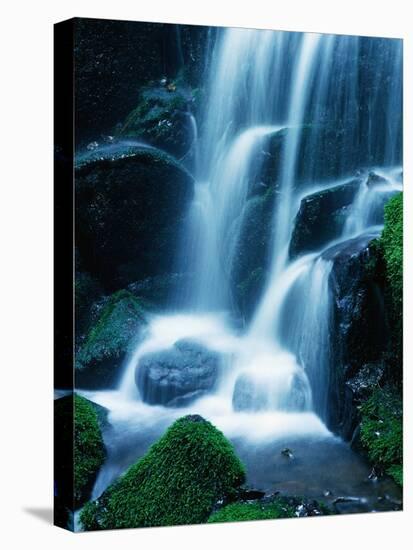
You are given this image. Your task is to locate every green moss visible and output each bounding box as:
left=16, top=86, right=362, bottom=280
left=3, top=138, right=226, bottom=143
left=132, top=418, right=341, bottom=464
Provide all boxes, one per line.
left=380, top=192, right=403, bottom=309
left=80, top=415, right=246, bottom=530
left=76, top=290, right=146, bottom=379
left=74, top=394, right=106, bottom=506
left=85, top=290, right=144, bottom=347
left=377, top=192, right=403, bottom=364
left=208, top=501, right=294, bottom=524
left=359, top=387, right=402, bottom=486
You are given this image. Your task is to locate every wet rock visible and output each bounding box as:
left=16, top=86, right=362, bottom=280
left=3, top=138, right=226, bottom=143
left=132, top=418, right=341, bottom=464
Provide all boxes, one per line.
left=136, top=339, right=220, bottom=406
left=231, top=191, right=274, bottom=320
left=233, top=488, right=266, bottom=502
left=332, top=496, right=369, bottom=514
left=324, top=235, right=387, bottom=438
left=290, top=178, right=361, bottom=258
left=75, top=144, right=194, bottom=291
left=366, top=171, right=388, bottom=187
left=76, top=290, right=147, bottom=388
left=346, top=361, right=385, bottom=399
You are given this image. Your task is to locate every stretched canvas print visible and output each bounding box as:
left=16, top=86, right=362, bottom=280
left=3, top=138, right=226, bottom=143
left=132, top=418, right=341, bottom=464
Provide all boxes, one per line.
left=54, top=18, right=403, bottom=532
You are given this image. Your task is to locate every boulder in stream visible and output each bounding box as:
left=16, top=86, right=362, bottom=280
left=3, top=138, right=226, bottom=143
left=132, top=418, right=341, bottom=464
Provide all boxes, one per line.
left=136, top=339, right=221, bottom=406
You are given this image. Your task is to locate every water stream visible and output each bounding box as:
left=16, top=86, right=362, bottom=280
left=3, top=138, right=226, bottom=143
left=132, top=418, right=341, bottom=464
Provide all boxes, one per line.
left=77, top=28, right=402, bottom=513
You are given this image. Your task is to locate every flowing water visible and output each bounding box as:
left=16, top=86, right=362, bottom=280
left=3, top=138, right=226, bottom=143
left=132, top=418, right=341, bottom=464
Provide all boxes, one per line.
left=76, top=28, right=403, bottom=515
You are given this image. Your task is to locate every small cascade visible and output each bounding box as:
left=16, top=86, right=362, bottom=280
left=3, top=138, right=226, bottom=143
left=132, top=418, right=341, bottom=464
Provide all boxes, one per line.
left=280, top=257, right=334, bottom=420
left=186, top=125, right=284, bottom=311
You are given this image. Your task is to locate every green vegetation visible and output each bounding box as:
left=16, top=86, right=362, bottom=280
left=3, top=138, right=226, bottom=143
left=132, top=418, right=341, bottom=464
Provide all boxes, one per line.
left=208, top=501, right=294, bottom=524
left=380, top=192, right=403, bottom=309
left=76, top=290, right=146, bottom=381
left=359, top=387, right=402, bottom=486
left=74, top=394, right=106, bottom=506
left=80, top=415, right=246, bottom=530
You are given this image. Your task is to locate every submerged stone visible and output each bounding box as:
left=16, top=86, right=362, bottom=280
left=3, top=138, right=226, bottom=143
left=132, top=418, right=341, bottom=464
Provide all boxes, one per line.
left=232, top=367, right=311, bottom=412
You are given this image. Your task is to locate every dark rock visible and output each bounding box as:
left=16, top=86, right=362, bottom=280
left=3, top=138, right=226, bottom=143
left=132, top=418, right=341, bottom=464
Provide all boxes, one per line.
left=290, top=178, right=361, bottom=258
left=182, top=414, right=206, bottom=424
left=136, top=339, right=220, bottom=406
left=231, top=191, right=274, bottom=319
left=366, top=171, right=388, bottom=188
left=332, top=496, right=369, bottom=514
left=75, top=144, right=194, bottom=291
left=118, top=84, right=195, bottom=157
left=281, top=448, right=294, bottom=459
left=237, top=489, right=266, bottom=501
left=325, top=235, right=388, bottom=438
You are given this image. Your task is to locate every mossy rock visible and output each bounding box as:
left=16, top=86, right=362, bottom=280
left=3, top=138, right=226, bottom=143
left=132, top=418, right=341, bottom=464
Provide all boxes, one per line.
left=76, top=290, right=147, bottom=388
left=119, top=83, right=194, bottom=157
left=55, top=394, right=106, bottom=512
left=208, top=501, right=294, bottom=524
left=74, top=395, right=106, bottom=506
left=80, top=415, right=246, bottom=530
left=359, top=387, right=403, bottom=486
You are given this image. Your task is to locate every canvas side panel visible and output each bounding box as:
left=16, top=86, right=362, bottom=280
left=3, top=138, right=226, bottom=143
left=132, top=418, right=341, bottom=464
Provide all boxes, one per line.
left=54, top=18, right=75, bottom=532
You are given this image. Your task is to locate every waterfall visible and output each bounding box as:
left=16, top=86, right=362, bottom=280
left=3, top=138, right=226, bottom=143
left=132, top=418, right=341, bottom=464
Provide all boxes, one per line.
left=186, top=124, right=283, bottom=311
left=119, top=28, right=402, bottom=426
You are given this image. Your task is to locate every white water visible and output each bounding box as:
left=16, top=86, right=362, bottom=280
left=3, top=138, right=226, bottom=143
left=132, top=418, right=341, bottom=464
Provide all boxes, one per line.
left=187, top=124, right=284, bottom=310
left=82, top=30, right=402, bottom=508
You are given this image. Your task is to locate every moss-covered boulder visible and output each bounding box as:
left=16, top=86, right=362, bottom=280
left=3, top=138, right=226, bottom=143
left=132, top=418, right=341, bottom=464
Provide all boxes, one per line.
left=55, top=394, right=106, bottom=512
left=208, top=501, right=294, bottom=524
left=80, top=415, right=246, bottom=530
left=359, top=387, right=403, bottom=486
left=75, top=144, right=194, bottom=291
left=76, top=290, right=147, bottom=388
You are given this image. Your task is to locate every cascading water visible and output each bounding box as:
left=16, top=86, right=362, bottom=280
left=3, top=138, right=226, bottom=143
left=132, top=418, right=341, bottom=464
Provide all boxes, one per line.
left=83, top=27, right=402, bottom=504
left=119, top=28, right=402, bottom=416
